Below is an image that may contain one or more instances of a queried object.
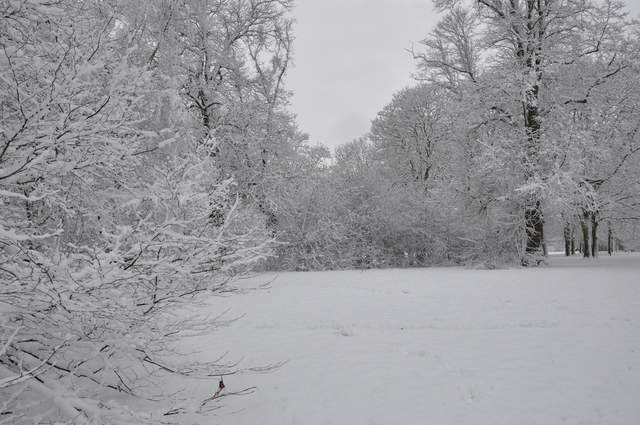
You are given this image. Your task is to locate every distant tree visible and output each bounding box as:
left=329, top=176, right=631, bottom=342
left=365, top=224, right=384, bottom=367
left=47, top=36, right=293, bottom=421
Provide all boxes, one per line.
left=370, top=84, right=454, bottom=191
left=546, top=30, right=640, bottom=258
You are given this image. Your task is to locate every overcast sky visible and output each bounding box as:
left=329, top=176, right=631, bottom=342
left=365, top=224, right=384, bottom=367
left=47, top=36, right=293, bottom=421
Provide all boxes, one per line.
left=287, top=0, right=640, bottom=150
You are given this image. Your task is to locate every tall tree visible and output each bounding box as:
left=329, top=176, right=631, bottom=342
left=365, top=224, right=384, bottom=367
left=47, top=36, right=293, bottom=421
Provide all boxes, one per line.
left=417, top=0, right=636, bottom=263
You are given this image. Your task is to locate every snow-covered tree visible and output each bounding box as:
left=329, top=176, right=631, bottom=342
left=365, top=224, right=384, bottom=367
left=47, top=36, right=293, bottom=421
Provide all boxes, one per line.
left=550, top=50, right=640, bottom=257
left=415, top=0, right=640, bottom=263
left=370, top=84, right=454, bottom=191
left=0, top=0, right=294, bottom=422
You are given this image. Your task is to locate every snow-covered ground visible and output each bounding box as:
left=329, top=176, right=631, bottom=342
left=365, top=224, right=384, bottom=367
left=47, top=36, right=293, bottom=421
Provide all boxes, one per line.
left=181, top=254, right=640, bottom=425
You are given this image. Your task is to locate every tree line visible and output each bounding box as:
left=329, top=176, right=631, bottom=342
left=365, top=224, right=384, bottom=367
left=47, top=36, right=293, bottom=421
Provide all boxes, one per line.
left=270, top=0, right=640, bottom=269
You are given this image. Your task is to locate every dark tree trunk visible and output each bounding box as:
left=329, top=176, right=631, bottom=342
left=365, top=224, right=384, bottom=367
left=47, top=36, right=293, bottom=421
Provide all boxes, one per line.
left=524, top=201, right=544, bottom=257
left=563, top=223, right=571, bottom=256
left=581, top=212, right=590, bottom=258
left=570, top=226, right=576, bottom=255
left=522, top=34, right=544, bottom=261
left=591, top=213, right=598, bottom=258
left=607, top=222, right=613, bottom=256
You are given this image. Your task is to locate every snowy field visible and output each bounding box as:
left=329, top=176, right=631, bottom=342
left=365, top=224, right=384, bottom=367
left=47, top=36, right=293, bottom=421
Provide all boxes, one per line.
left=182, top=254, right=640, bottom=425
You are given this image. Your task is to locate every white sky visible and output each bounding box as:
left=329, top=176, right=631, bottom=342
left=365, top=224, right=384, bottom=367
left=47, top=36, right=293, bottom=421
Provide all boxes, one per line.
left=287, top=0, right=640, bottom=150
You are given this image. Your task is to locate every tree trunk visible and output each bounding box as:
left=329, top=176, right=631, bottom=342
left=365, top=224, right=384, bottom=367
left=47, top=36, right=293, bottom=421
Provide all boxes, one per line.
left=570, top=226, right=576, bottom=255
left=522, top=29, right=544, bottom=262
left=607, top=222, right=613, bottom=256
left=591, top=213, right=598, bottom=258
left=563, top=223, right=571, bottom=256
left=581, top=212, right=590, bottom=258
left=524, top=201, right=544, bottom=259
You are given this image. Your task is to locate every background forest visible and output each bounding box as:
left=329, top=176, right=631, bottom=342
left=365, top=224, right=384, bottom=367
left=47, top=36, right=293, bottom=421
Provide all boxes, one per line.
left=276, top=0, right=640, bottom=269
left=1, top=0, right=640, bottom=423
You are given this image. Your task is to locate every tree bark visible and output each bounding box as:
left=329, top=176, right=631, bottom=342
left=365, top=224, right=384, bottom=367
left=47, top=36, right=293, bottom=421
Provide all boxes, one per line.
left=591, top=213, right=598, bottom=258
left=563, top=223, right=571, bottom=256
left=519, top=1, right=545, bottom=263
left=524, top=201, right=544, bottom=258
left=570, top=226, right=576, bottom=255
left=581, top=212, right=590, bottom=258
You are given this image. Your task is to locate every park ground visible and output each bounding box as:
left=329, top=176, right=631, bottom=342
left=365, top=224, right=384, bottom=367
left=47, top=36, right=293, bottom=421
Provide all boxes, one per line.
left=178, top=253, right=640, bottom=425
